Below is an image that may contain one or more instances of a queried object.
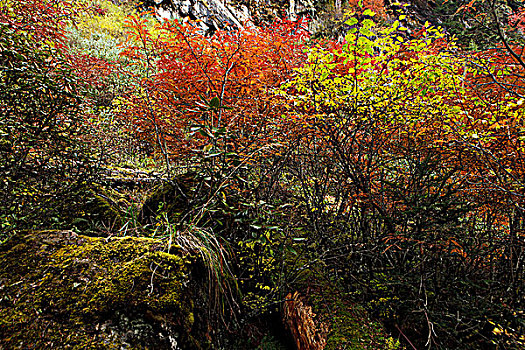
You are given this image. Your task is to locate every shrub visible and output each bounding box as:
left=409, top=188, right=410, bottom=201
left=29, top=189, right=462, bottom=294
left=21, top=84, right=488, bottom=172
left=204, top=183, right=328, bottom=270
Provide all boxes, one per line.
left=0, top=15, right=95, bottom=234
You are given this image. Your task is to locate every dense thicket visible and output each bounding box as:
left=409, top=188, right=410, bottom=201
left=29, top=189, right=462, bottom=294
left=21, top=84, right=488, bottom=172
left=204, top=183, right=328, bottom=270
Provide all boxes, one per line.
left=0, top=2, right=98, bottom=235
left=1, top=0, right=524, bottom=348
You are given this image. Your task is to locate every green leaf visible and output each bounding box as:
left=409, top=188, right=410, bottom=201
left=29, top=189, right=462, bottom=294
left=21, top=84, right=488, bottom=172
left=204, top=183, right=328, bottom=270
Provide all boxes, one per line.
left=287, top=246, right=298, bottom=255
left=363, top=9, right=375, bottom=17
left=362, top=18, right=376, bottom=28
left=213, top=127, right=227, bottom=135
left=209, top=96, right=220, bottom=108
left=199, top=128, right=213, bottom=138
left=357, top=36, right=372, bottom=47
left=359, top=27, right=374, bottom=37
left=345, top=17, right=359, bottom=26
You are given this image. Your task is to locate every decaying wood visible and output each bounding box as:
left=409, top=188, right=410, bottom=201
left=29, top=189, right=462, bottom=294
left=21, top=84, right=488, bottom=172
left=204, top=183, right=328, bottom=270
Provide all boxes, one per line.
left=283, top=292, right=329, bottom=350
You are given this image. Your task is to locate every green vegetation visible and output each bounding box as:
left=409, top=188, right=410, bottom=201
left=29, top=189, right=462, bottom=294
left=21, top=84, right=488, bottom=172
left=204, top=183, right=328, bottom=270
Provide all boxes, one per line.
left=1, top=0, right=525, bottom=348
left=0, top=22, right=95, bottom=236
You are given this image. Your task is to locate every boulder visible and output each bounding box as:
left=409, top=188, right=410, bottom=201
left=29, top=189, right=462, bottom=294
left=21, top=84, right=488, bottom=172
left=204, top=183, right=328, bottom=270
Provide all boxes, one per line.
left=0, top=230, right=208, bottom=349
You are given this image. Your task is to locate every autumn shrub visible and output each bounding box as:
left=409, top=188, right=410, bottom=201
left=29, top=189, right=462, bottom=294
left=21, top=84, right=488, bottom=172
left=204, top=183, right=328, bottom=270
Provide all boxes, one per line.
left=61, top=0, right=155, bottom=168
left=279, top=10, right=525, bottom=348
left=0, top=0, right=149, bottom=237
left=115, top=14, right=311, bottom=236
left=117, top=15, right=309, bottom=160
left=0, top=0, right=78, bottom=45
left=73, top=0, right=135, bottom=43
left=112, top=16, right=318, bottom=336
left=427, top=0, right=525, bottom=50
left=18, top=0, right=519, bottom=346
left=0, top=6, right=97, bottom=234
left=110, top=5, right=525, bottom=346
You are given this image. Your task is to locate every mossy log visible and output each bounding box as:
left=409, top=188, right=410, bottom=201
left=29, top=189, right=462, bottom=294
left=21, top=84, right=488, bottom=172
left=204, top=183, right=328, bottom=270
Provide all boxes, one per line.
left=0, top=230, right=208, bottom=349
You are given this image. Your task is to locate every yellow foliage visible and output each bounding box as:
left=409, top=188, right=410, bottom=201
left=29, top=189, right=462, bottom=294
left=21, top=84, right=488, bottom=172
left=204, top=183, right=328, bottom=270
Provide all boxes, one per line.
left=74, top=0, right=137, bottom=42
left=280, top=15, right=524, bottom=145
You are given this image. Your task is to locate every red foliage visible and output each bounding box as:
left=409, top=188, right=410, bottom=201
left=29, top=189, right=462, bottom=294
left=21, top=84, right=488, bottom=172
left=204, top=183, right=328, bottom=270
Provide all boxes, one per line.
left=67, top=53, right=116, bottom=90
left=347, top=0, right=387, bottom=18
left=119, top=17, right=310, bottom=159
left=0, top=0, right=79, bottom=46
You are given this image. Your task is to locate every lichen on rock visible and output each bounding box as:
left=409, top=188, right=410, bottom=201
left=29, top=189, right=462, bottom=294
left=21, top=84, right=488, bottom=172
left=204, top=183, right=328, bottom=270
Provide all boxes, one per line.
left=0, top=230, right=206, bottom=349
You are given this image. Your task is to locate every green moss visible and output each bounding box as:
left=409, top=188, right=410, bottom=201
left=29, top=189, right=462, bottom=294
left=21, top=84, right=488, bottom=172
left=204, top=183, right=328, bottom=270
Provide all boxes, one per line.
left=323, top=301, right=401, bottom=350
left=70, top=183, right=131, bottom=232
left=0, top=230, right=202, bottom=349
left=139, top=172, right=199, bottom=226
left=304, top=289, right=401, bottom=350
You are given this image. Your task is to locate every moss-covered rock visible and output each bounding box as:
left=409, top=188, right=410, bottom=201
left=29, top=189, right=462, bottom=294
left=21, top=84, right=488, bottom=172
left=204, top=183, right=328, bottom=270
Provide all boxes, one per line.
left=69, top=183, right=132, bottom=233
left=0, top=230, right=207, bottom=349
left=140, top=173, right=199, bottom=226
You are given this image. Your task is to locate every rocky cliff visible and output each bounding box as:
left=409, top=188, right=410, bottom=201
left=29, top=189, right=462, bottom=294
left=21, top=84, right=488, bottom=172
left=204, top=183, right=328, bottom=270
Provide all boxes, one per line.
left=144, top=0, right=316, bottom=33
